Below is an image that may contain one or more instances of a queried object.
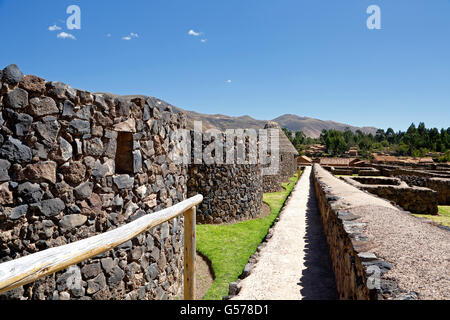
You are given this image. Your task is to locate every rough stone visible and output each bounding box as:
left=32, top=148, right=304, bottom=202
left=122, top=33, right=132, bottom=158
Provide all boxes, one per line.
left=6, top=205, right=28, bottom=220
left=21, top=161, right=57, bottom=183
left=29, top=97, right=59, bottom=116
left=113, top=175, right=134, bottom=189
left=69, top=119, right=90, bottom=135
left=62, top=100, right=75, bottom=117
left=145, top=263, right=158, bottom=281
left=0, top=159, right=11, bottom=182
left=4, top=88, right=28, bottom=109
left=101, top=258, right=114, bottom=274
left=59, top=137, right=73, bottom=162
left=18, top=182, right=44, bottom=203
left=114, top=118, right=136, bottom=133
left=84, top=138, right=104, bottom=157
left=19, top=75, right=46, bottom=94
left=33, top=198, right=65, bottom=217
left=34, top=116, right=60, bottom=144
left=0, top=182, right=13, bottom=205
left=59, top=214, right=87, bottom=229
left=74, top=182, right=93, bottom=200
left=56, top=266, right=84, bottom=297
left=62, top=161, right=86, bottom=185
left=0, top=136, right=32, bottom=163
left=14, top=113, right=33, bottom=136
left=2, top=64, right=24, bottom=85
left=87, top=273, right=106, bottom=295
left=46, top=81, right=77, bottom=101
left=108, top=266, right=125, bottom=287
left=81, top=263, right=102, bottom=279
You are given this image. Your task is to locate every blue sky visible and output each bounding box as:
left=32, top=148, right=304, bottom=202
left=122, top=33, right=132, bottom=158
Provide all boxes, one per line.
left=0, top=0, right=449, bottom=131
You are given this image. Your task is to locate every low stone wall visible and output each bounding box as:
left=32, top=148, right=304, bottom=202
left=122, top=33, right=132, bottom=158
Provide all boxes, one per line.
left=341, top=177, right=438, bottom=215
left=399, top=175, right=450, bottom=205
left=0, top=64, right=188, bottom=300
left=358, top=169, right=381, bottom=176
left=350, top=176, right=401, bottom=186
left=426, top=178, right=450, bottom=205
left=312, top=165, right=416, bottom=300
left=372, top=164, right=450, bottom=179
left=324, top=166, right=380, bottom=176
left=312, top=166, right=382, bottom=299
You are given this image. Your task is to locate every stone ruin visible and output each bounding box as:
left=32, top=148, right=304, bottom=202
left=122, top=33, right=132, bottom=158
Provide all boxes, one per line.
left=187, top=130, right=263, bottom=224
left=261, top=122, right=298, bottom=192
left=370, top=163, right=450, bottom=206
left=340, top=176, right=438, bottom=215
left=0, top=64, right=300, bottom=299
left=0, top=64, right=188, bottom=300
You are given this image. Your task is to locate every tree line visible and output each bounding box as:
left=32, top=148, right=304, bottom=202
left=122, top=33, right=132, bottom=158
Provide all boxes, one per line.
left=282, top=123, right=450, bottom=162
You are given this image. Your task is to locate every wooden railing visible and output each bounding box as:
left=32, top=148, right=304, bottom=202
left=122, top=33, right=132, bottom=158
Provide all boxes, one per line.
left=0, top=194, right=203, bottom=300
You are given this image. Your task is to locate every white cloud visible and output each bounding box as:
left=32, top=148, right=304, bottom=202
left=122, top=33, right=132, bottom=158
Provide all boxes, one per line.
left=200, top=39, right=207, bottom=43
left=122, top=32, right=139, bottom=40
left=106, top=33, right=112, bottom=37
left=188, top=29, right=202, bottom=36
left=48, top=25, right=62, bottom=31
left=57, top=32, right=76, bottom=40
left=226, top=80, right=232, bottom=83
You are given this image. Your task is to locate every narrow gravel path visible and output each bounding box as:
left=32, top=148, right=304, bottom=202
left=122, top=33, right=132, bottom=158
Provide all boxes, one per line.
left=315, top=165, right=450, bottom=300
left=232, top=167, right=337, bottom=300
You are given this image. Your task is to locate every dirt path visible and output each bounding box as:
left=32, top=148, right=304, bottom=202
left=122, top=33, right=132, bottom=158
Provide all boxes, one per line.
left=179, top=253, right=214, bottom=300
left=232, top=167, right=337, bottom=300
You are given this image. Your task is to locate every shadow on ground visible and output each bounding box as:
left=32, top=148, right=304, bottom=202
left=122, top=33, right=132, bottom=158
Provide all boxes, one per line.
left=297, top=175, right=338, bottom=300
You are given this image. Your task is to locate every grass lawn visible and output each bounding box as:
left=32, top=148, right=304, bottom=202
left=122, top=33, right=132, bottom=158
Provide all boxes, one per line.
left=413, top=206, right=450, bottom=227
left=196, top=174, right=299, bottom=300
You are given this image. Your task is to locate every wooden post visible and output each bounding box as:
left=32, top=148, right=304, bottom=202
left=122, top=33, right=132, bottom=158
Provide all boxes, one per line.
left=298, top=167, right=301, bottom=178
left=184, top=206, right=196, bottom=300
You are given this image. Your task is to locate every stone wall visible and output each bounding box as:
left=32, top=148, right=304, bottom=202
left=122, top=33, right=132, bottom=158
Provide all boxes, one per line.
left=280, top=152, right=297, bottom=182
left=312, top=165, right=413, bottom=300
left=262, top=174, right=282, bottom=193
left=187, top=132, right=263, bottom=224
left=399, top=175, right=450, bottom=205
left=0, top=64, right=188, bottom=300
left=372, top=164, right=450, bottom=179
left=312, top=166, right=379, bottom=299
left=341, top=176, right=438, bottom=215
left=188, top=164, right=262, bottom=224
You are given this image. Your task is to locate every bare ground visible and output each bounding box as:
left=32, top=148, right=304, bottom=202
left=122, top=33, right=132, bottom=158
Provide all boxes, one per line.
left=179, top=253, right=214, bottom=300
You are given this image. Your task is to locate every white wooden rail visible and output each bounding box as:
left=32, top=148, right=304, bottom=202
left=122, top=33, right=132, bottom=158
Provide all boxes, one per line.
left=0, top=194, right=203, bottom=300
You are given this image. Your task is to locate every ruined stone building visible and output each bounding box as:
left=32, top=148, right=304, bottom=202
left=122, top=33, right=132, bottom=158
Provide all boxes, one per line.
left=262, top=122, right=298, bottom=193
left=0, top=64, right=188, bottom=300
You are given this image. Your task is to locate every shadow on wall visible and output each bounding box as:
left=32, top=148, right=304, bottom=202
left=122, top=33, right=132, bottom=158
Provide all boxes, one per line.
left=297, top=175, right=338, bottom=300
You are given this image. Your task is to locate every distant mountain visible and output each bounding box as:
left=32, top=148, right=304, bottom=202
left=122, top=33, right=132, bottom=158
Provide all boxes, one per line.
left=272, top=114, right=378, bottom=138
left=173, top=108, right=378, bottom=138
left=109, top=93, right=378, bottom=138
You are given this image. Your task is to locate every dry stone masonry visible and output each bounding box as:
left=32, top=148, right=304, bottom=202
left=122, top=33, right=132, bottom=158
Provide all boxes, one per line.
left=0, top=64, right=188, bottom=300
left=312, top=165, right=417, bottom=300
left=261, top=122, right=298, bottom=192
left=340, top=176, right=438, bottom=215
left=187, top=132, right=263, bottom=224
